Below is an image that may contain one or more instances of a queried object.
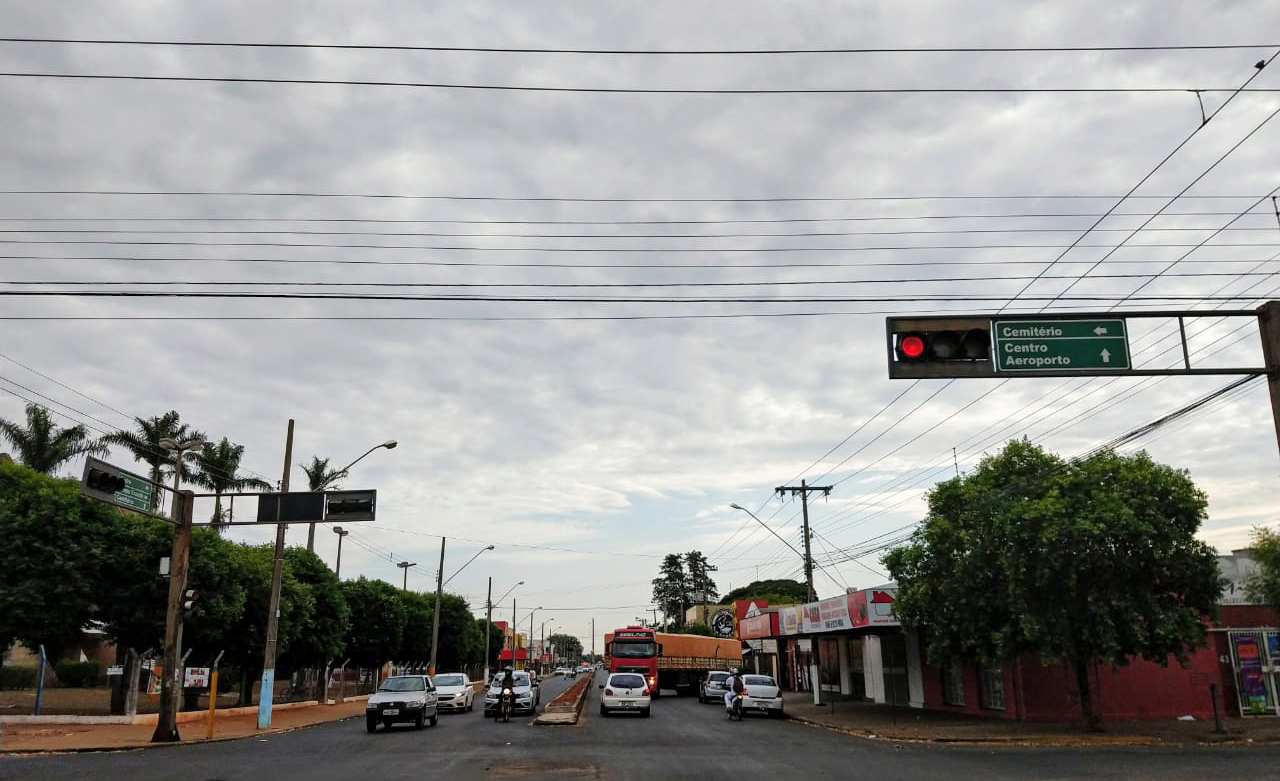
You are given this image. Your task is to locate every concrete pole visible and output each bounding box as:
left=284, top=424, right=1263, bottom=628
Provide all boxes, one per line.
left=428, top=537, right=446, bottom=675
left=483, top=577, right=493, bottom=684
left=257, top=419, right=294, bottom=730
left=151, top=450, right=192, bottom=742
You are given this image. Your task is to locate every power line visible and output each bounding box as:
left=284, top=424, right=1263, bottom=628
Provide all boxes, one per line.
left=4, top=37, right=1275, bottom=55
left=4, top=71, right=1277, bottom=95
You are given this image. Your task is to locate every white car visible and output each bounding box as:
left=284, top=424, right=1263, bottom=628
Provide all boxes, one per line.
left=699, top=670, right=732, bottom=703
left=739, top=674, right=784, bottom=718
left=430, top=673, right=474, bottom=712
left=598, top=672, right=651, bottom=717
left=365, top=675, right=439, bottom=732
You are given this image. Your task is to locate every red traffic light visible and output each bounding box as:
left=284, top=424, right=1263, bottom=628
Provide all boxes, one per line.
left=898, top=334, right=926, bottom=360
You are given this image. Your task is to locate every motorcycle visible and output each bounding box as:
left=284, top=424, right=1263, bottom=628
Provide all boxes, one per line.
left=726, top=690, right=746, bottom=721
left=496, top=687, right=514, bottom=723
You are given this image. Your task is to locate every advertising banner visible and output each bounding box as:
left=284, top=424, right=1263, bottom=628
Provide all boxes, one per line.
left=847, top=590, right=869, bottom=628
left=761, top=639, right=778, bottom=654
left=739, top=612, right=777, bottom=640
left=778, top=606, right=803, bottom=636
left=802, top=595, right=853, bottom=633
left=1234, top=635, right=1268, bottom=715
left=184, top=667, right=210, bottom=688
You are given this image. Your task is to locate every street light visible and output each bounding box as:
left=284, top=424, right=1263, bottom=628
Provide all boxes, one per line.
left=151, top=437, right=205, bottom=743
left=332, top=526, right=349, bottom=578
left=526, top=607, right=544, bottom=672
left=397, top=561, right=417, bottom=591
left=538, top=617, right=555, bottom=673
left=429, top=543, right=495, bottom=675
left=483, top=579, right=524, bottom=683
left=443, top=544, right=495, bottom=587
left=309, top=439, right=398, bottom=551
left=730, top=503, right=806, bottom=559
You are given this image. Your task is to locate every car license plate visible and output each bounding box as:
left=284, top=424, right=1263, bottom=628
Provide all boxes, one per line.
left=620, top=701, right=633, bottom=708
left=382, top=708, right=399, bottom=715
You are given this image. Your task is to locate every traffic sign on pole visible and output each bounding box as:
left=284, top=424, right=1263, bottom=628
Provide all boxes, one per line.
left=992, top=319, right=1130, bottom=372
left=81, top=457, right=159, bottom=516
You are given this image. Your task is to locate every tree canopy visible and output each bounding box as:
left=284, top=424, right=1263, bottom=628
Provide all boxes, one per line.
left=651, top=550, right=718, bottom=629
left=0, top=403, right=106, bottom=476
left=1245, top=527, right=1280, bottom=610
left=884, top=440, right=1222, bottom=731
left=718, top=579, right=809, bottom=606
left=547, top=633, right=583, bottom=660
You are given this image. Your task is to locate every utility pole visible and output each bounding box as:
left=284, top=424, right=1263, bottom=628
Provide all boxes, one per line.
left=511, top=598, right=517, bottom=668
left=258, top=419, right=294, bottom=730
left=1257, top=301, right=1280, bottom=455
left=151, top=447, right=196, bottom=743
left=397, top=560, right=417, bottom=591
left=482, top=576, right=493, bottom=684
left=776, top=479, right=832, bottom=706
left=427, top=539, right=445, bottom=675
left=591, top=618, right=595, bottom=662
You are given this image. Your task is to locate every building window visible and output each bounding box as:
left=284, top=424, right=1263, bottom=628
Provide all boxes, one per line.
left=979, top=665, right=1005, bottom=710
left=942, top=659, right=965, bottom=706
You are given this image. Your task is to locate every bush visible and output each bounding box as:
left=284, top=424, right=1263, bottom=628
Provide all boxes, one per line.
left=0, top=665, right=39, bottom=689
left=55, top=660, right=101, bottom=688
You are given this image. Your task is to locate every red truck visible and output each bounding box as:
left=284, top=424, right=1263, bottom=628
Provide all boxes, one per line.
left=604, top=626, right=742, bottom=697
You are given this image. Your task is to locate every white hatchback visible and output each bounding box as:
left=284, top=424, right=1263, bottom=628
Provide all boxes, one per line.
left=598, top=672, right=651, bottom=717
left=739, top=674, right=784, bottom=717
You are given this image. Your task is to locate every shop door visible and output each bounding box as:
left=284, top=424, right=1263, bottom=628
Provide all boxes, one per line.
left=1228, top=630, right=1280, bottom=716
left=881, top=634, right=910, bottom=707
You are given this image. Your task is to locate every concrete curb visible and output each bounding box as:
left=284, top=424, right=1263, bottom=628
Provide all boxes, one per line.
left=1, top=714, right=362, bottom=756
left=0, top=694, right=371, bottom=726
left=533, top=677, right=591, bottom=725
left=782, top=713, right=1280, bottom=748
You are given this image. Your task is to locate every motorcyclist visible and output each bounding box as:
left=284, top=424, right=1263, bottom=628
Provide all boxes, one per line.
left=497, top=666, right=516, bottom=717
left=724, top=668, right=745, bottom=712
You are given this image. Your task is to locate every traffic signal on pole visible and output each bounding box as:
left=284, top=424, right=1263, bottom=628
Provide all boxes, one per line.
left=85, top=467, right=127, bottom=494
left=894, top=329, right=991, bottom=363
left=324, top=490, right=377, bottom=522
left=182, top=589, right=199, bottom=621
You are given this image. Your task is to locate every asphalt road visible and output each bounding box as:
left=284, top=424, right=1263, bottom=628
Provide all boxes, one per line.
left=8, top=670, right=1280, bottom=781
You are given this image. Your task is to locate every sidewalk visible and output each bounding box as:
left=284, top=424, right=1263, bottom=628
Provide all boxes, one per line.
left=1, top=698, right=368, bottom=754
left=781, top=692, right=1280, bottom=747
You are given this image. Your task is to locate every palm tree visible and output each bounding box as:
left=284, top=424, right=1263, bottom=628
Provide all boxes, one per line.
left=101, top=411, right=204, bottom=512
left=301, top=455, right=344, bottom=492
left=0, top=403, right=107, bottom=474
left=191, top=437, right=272, bottom=529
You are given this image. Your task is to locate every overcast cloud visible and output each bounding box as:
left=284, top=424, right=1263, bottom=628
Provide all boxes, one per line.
left=3, top=1, right=1280, bottom=649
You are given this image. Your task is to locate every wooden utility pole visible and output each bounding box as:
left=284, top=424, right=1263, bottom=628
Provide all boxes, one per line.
left=1256, top=301, right=1280, bottom=457
left=257, top=419, right=294, bottom=730
left=776, top=479, right=832, bottom=706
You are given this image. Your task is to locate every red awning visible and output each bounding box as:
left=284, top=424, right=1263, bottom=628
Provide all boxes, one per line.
left=497, top=649, right=529, bottom=661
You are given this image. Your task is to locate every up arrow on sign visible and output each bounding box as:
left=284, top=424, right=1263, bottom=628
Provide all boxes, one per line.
left=1101, top=349, right=1112, bottom=363
left=1094, top=326, right=1108, bottom=335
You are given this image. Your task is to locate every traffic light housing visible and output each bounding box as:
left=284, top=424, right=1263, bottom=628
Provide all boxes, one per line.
left=182, top=589, right=199, bottom=621
left=894, top=329, right=991, bottom=362
left=886, top=316, right=996, bottom=379
left=85, top=467, right=127, bottom=494
left=324, top=490, right=377, bottom=522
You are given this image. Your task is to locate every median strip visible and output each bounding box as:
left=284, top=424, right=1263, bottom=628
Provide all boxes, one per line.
left=533, top=676, right=591, bottom=725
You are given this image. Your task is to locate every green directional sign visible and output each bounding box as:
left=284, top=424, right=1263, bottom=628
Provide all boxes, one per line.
left=114, top=474, right=154, bottom=513
left=992, top=319, right=1130, bottom=372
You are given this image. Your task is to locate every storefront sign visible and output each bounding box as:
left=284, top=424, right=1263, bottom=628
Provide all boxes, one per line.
left=847, top=590, right=869, bottom=628
left=802, top=595, right=854, bottom=633
left=739, top=612, right=777, bottom=640
left=1234, top=635, right=1268, bottom=715
left=106, top=665, right=125, bottom=676
left=778, top=606, right=803, bottom=635
left=867, top=587, right=899, bottom=625
left=761, top=639, right=778, bottom=654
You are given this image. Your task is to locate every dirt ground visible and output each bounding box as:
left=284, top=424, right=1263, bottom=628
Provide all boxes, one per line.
left=1, top=687, right=249, bottom=716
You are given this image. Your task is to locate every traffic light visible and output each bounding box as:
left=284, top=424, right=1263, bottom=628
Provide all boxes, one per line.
left=324, top=490, right=377, bottom=522
left=894, top=329, right=991, bottom=363
left=85, top=467, right=127, bottom=494
left=182, top=589, right=199, bottom=621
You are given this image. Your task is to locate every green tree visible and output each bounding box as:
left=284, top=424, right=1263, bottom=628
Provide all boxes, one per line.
left=680, top=622, right=716, bottom=637
left=191, top=437, right=271, bottom=529
left=547, top=633, right=583, bottom=660
left=102, top=411, right=205, bottom=513
left=0, top=403, right=106, bottom=475
left=341, top=577, right=406, bottom=670
left=685, top=550, right=719, bottom=603
left=1245, top=527, right=1280, bottom=609
left=277, top=547, right=350, bottom=674
left=478, top=618, right=505, bottom=671
left=396, top=590, right=435, bottom=664
left=0, top=462, right=108, bottom=664
left=300, top=456, right=344, bottom=492
left=884, top=440, right=1222, bottom=731
left=718, top=579, right=809, bottom=606
left=651, top=553, right=688, bottom=629
left=219, top=544, right=312, bottom=705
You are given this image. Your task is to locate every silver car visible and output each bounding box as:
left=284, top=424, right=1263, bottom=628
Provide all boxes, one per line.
left=698, top=670, right=732, bottom=704
left=431, top=673, right=475, bottom=712
left=365, top=674, right=439, bottom=732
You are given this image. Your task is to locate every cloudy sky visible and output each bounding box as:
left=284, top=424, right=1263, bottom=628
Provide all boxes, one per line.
left=3, top=1, right=1280, bottom=652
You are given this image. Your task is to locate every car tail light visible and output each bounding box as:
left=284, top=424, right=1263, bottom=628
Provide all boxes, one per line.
left=605, top=688, right=614, bottom=696
left=641, top=689, right=650, bottom=696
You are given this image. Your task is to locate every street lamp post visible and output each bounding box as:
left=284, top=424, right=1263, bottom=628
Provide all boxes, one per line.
left=486, top=580, right=522, bottom=683
left=428, top=543, right=493, bottom=675
left=308, top=439, right=397, bottom=552
left=332, top=526, right=349, bottom=578
left=151, top=437, right=205, bottom=743
left=397, top=560, right=417, bottom=591
left=527, top=607, right=544, bottom=673
left=539, top=618, right=555, bottom=673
